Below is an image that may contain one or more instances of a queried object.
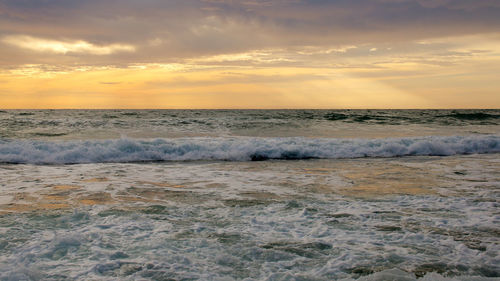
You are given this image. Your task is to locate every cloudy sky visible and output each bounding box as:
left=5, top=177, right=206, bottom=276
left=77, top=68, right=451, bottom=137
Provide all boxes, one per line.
left=0, top=0, right=499, bottom=108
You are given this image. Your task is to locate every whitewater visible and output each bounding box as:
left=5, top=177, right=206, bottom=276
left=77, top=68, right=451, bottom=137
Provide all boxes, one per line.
left=1, top=135, right=499, bottom=164
left=0, top=109, right=499, bottom=280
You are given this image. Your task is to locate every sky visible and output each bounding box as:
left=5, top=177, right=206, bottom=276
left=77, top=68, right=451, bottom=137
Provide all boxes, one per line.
left=0, top=0, right=499, bottom=109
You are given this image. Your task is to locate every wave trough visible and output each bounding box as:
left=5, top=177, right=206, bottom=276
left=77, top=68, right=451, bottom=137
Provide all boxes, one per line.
left=0, top=135, right=499, bottom=164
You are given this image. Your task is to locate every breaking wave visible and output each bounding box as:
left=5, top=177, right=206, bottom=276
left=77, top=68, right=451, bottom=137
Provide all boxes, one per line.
left=0, top=135, right=499, bottom=164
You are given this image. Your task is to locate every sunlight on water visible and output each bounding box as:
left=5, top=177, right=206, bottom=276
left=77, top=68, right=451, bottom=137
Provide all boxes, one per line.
left=0, top=155, right=499, bottom=280
left=0, top=110, right=499, bottom=280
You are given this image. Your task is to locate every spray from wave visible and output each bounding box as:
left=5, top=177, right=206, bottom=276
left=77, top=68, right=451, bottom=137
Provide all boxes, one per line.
left=0, top=135, right=499, bottom=164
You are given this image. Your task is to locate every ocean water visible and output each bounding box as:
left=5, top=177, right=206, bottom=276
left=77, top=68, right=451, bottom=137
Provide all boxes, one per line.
left=0, top=109, right=499, bottom=281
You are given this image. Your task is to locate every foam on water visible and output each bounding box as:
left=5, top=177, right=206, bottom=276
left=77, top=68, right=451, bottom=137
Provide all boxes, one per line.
left=0, top=155, right=499, bottom=280
left=1, top=109, right=499, bottom=280
left=1, top=196, right=498, bottom=280
left=339, top=269, right=499, bottom=281
left=0, top=135, right=499, bottom=164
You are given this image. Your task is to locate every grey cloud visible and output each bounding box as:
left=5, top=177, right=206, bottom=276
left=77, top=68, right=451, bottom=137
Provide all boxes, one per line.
left=0, top=0, right=499, bottom=67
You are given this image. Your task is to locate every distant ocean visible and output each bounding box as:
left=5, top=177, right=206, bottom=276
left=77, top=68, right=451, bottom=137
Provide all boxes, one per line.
left=0, top=110, right=499, bottom=280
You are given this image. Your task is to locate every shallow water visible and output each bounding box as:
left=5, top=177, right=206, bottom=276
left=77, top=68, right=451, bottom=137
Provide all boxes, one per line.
left=0, top=110, right=499, bottom=280
left=1, top=155, right=499, bottom=280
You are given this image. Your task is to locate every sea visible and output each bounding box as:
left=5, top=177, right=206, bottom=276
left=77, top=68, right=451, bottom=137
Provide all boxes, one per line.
left=0, top=109, right=499, bottom=281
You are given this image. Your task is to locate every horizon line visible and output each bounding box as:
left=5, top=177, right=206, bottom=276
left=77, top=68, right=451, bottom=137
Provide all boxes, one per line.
left=1, top=108, right=499, bottom=111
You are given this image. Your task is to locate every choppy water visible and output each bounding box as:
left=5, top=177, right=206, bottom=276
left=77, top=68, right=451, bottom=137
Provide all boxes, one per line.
left=1, top=109, right=499, bottom=140
left=0, top=110, right=499, bottom=280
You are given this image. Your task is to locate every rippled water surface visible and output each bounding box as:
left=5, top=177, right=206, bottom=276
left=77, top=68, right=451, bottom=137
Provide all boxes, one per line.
left=0, top=110, right=499, bottom=280
left=1, top=109, right=499, bottom=139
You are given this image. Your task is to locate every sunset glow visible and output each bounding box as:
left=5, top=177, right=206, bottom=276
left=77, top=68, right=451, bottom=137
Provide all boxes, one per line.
left=1, top=1, right=499, bottom=108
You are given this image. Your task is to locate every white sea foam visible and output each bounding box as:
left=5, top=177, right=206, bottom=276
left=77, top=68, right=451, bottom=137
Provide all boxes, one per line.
left=0, top=135, right=499, bottom=164
left=339, top=269, right=500, bottom=281
left=1, top=156, right=499, bottom=280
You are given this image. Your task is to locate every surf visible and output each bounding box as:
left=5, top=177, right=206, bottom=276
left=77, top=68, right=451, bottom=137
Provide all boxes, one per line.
left=1, top=135, right=499, bottom=164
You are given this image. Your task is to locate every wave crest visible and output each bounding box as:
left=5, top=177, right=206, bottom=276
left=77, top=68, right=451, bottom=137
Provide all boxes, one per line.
left=0, top=135, right=499, bottom=164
